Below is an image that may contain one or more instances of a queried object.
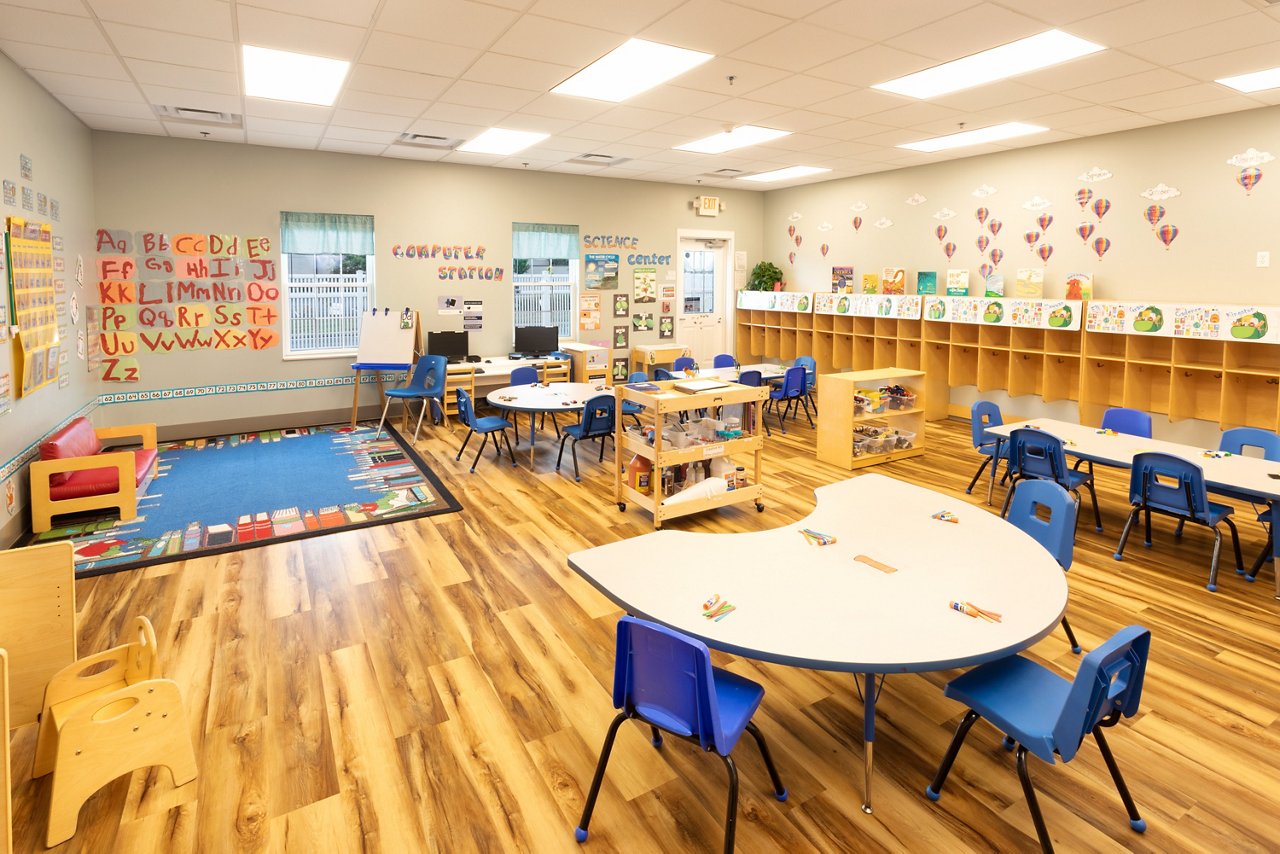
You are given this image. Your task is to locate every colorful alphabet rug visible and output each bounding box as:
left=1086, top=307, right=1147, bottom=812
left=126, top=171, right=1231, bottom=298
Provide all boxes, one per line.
left=31, top=423, right=461, bottom=577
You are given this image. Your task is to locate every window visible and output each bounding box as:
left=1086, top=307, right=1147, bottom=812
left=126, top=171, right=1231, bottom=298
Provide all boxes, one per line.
left=512, top=223, right=578, bottom=339
left=280, top=212, right=375, bottom=357
left=682, top=249, right=716, bottom=314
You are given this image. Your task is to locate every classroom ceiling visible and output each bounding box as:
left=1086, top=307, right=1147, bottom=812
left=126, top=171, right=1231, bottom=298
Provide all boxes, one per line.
left=3, top=0, right=1280, bottom=189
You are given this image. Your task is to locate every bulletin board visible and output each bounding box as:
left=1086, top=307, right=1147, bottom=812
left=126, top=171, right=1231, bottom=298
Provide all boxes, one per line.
left=6, top=217, right=59, bottom=397
left=354, top=308, right=420, bottom=366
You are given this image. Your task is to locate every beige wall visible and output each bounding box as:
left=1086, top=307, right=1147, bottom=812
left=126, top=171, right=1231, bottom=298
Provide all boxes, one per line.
left=90, top=133, right=764, bottom=433
left=0, top=52, right=97, bottom=545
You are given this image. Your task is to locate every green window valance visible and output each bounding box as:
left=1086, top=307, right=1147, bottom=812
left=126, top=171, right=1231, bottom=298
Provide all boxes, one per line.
left=280, top=211, right=375, bottom=255
left=512, top=222, right=579, bottom=259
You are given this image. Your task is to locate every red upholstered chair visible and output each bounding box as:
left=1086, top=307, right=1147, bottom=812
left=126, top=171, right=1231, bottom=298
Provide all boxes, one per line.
left=29, top=418, right=158, bottom=533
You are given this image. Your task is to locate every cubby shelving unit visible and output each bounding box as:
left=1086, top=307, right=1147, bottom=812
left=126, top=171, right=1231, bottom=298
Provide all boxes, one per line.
left=816, top=368, right=926, bottom=470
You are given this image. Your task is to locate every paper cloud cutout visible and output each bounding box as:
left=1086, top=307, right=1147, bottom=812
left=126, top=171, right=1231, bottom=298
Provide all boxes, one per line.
left=1021, top=196, right=1053, bottom=212
left=905, top=193, right=927, bottom=206
left=1140, top=183, right=1182, bottom=201
left=1077, top=166, right=1113, bottom=183
left=874, top=217, right=894, bottom=229
left=1227, top=148, right=1274, bottom=168
left=849, top=201, right=868, bottom=213
left=787, top=212, right=803, bottom=222
left=971, top=184, right=997, bottom=198
left=817, top=221, right=834, bottom=232
left=932, top=208, right=956, bottom=221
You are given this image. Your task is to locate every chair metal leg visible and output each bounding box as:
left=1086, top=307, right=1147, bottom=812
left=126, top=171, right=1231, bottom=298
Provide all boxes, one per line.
left=571, top=439, right=582, bottom=481
left=1223, top=516, right=1244, bottom=575
left=1016, top=745, right=1054, bottom=854
left=800, top=397, right=814, bottom=427
left=1114, top=506, right=1141, bottom=560
left=575, top=712, right=628, bottom=843
left=1061, top=615, right=1082, bottom=654
left=965, top=456, right=993, bottom=495
left=1173, top=518, right=1185, bottom=538
left=1144, top=509, right=1153, bottom=547
left=718, top=753, right=740, bottom=854
left=555, top=433, right=570, bottom=472
left=455, top=429, right=474, bottom=462
left=1082, top=478, right=1103, bottom=532
left=999, top=477, right=1020, bottom=520
left=744, top=721, right=788, bottom=800
left=598, top=434, right=607, bottom=462
left=925, top=709, right=981, bottom=800
left=375, top=396, right=393, bottom=439
left=413, top=398, right=430, bottom=442
left=502, top=430, right=517, bottom=467
left=649, top=725, right=663, bottom=748
left=1246, top=530, right=1272, bottom=582
left=1093, top=727, right=1146, bottom=833
left=470, top=434, right=490, bottom=472
left=1207, top=526, right=1223, bottom=592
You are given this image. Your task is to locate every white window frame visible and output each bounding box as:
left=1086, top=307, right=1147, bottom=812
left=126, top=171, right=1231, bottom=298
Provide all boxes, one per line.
left=281, top=253, right=376, bottom=360
left=512, top=256, right=577, bottom=341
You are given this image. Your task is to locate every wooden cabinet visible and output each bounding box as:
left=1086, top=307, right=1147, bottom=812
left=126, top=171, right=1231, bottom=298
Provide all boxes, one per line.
left=614, top=381, right=768, bottom=529
left=816, top=368, right=926, bottom=470
left=560, top=342, right=609, bottom=384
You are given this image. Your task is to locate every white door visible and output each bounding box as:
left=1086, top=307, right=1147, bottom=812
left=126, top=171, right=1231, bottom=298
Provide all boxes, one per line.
left=676, top=233, right=733, bottom=366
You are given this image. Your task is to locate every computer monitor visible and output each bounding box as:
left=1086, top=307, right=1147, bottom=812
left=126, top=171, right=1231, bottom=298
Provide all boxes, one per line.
left=427, top=330, right=469, bottom=363
left=514, top=325, right=558, bottom=357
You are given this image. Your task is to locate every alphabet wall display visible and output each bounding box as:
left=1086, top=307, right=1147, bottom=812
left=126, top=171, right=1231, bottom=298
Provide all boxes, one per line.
left=93, top=228, right=279, bottom=382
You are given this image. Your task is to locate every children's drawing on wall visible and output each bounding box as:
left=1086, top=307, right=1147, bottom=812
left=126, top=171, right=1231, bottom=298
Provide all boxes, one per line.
left=633, top=267, right=656, bottom=303
left=613, top=325, right=628, bottom=349
left=1227, top=149, right=1271, bottom=196
left=632, top=313, right=653, bottom=332
left=613, top=293, right=629, bottom=317
left=584, top=253, right=618, bottom=289
left=658, top=316, right=674, bottom=339
left=972, top=184, right=997, bottom=198
left=905, top=193, right=926, bottom=206
left=612, top=357, right=628, bottom=382
left=2, top=180, right=15, bottom=207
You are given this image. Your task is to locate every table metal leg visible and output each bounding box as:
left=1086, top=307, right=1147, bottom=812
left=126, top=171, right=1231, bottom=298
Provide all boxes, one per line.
left=862, top=672, right=875, bottom=815
left=1273, top=501, right=1279, bottom=600
left=986, top=437, right=1003, bottom=506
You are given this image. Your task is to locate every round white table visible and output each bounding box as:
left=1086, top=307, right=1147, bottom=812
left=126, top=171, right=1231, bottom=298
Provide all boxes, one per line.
left=568, top=473, right=1068, bottom=814
left=487, top=382, right=611, bottom=465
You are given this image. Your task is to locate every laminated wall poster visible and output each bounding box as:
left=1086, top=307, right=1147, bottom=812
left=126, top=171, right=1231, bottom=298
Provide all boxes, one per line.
left=584, top=253, right=619, bottom=289
left=6, top=217, right=59, bottom=396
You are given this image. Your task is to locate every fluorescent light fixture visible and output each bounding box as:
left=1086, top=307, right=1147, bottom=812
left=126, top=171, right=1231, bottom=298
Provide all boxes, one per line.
left=457, top=127, right=550, bottom=155
left=873, top=30, right=1104, bottom=99
left=552, top=38, right=713, bottom=102
left=242, top=45, right=349, bottom=106
left=899, top=122, right=1047, bottom=153
left=738, top=166, right=831, bottom=183
left=1216, top=65, right=1280, bottom=93
left=675, top=125, right=791, bottom=154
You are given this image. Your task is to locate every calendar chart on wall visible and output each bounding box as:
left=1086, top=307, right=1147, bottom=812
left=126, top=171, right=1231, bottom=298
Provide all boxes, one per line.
left=5, top=217, right=59, bottom=397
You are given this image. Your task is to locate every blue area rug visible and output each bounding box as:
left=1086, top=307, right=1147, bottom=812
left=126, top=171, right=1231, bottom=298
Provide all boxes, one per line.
left=31, top=423, right=461, bottom=577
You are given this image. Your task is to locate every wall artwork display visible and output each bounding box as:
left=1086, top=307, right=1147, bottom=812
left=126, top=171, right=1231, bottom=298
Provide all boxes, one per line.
left=611, top=357, right=629, bottom=383
left=660, top=299, right=673, bottom=314
left=633, top=266, right=656, bottom=302
left=612, top=292, right=629, bottom=317
left=21, top=187, right=33, bottom=211
left=585, top=253, right=619, bottom=289
left=2, top=180, right=15, bottom=207
left=613, top=325, right=628, bottom=349
left=632, top=313, right=654, bottom=331
left=19, top=155, right=32, bottom=180
left=6, top=217, right=60, bottom=396
left=658, top=315, right=673, bottom=339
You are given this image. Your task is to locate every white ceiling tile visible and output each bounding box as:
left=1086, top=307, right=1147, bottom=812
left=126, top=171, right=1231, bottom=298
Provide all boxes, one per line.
left=124, top=59, right=239, bottom=95
left=992, top=93, right=1095, bottom=120
left=1002, top=0, right=1143, bottom=27
left=732, top=0, right=833, bottom=17
left=0, top=6, right=112, bottom=52
left=344, top=64, right=453, bottom=99
left=419, top=101, right=511, bottom=127
left=102, top=23, right=236, bottom=71
left=460, top=53, right=577, bottom=91
left=654, top=115, right=734, bottom=138
left=4, top=0, right=88, bottom=14
left=642, top=0, right=790, bottom=55
left=441, top=150, right=506, bottom=166
left=883, top=3, right=1050, bottom=62
left=87, top=0, right=233, bottom=39
left=810, top=118, right=901, bottom=141
left=805, top=89, right=915, bottom=121
left=318, top=139, right=388, bottom=155
left=1141, top=94, right=1264, bottom=124
left=1069, top=113, right=1163, bottom=135
left=528, top=0, right=679, bottom=34
left=236, top=6, right=366, bottom=60
left=624, top=85, right=727, bottom=115
left=696, top=98, right=790, bottom=125
left=439, top=80, right=538, bottom=112
left=496, top=114, right=577, bottom=134
left=1034, top=104, right=1144, bottom=128
left=329, top=109, right=414, bottom=132
left=162, top=122, right=245, bottom=142
left=1110, top=82, right=1245, bottom=114
left=808, top=44, right=938, bottom=88
left=759, top=109, right=844, bottom=133
left=0, top=42, right=126, bottom=78
left=239, top=0, right=381, bottom=29
left=518, top=93, right=613, bottom=121
left=244, top=98, right=334, bottom=122
left=543, top=162, right=607, bottom=174
left=745, top=75, right=856, bottom=108
left=1124, top=13, right=1280, bottom=68
left=375, top=0, right=519, bottom=48
left=382, top=144, right=452, bottom=161
left=80, top=114, right=167, bottom=134
left=675, top=58, right=792, bottom=97
left=138, top=85, right=243, bottom=113
left=752, top=131, right=835, bottom=152
left=336, top=90, right=432, bottom=118
left=803, top=0, right=979, bottom=42
left=360, top=31, right=481, bottom=78
left=1016, top=51, right=1158, bottom=92
left=607, top=129, right=688, bottom=148
left=732, top=22, right=870, bottom=74
left=246, top=130, right=321, bottom=149
left=592, top=105, right=684, bottom=130
left=404, top=117, right=487, bottom=139
left=1069, top=0, right=1257, bottom=48
left=809, top=139, right=881, bottom=159
left=490, top=157, right=563, bottom=171
left=55, top=94, right=155, bottom=120
left=325, top=125, right=398, bottom=144
left=28, top=69, right=142, bottom=101
left=1172, top=43, right=1280, bottom=83
left=487, top=15, right=624, bottom=66
left=1065, top=68, right=1201, bottom=104
left=557, top=122, right=636, bottom=143
left=244, top=116, right=327, bottom=136
left=931, top=81, right=1050, bottom=113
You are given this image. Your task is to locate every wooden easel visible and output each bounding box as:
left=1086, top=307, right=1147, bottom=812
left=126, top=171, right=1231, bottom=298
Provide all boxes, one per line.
left=350, top=308, right=424, bottom=427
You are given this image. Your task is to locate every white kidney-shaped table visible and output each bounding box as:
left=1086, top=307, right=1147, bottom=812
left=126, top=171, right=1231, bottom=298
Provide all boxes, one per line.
left=487, top=381, right=611, bottom=466
left=567, top=473, right=1067, bottom=814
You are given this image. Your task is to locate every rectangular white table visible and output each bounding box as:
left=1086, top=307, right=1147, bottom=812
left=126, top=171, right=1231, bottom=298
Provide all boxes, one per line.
left=569, top=473, right=1067, bottom=814
left=985, top=418, right=1280, bottom=597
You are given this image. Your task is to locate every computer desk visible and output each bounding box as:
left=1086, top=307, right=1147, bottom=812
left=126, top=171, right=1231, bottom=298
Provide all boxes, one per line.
left=448, top=356, right=568, bottom=392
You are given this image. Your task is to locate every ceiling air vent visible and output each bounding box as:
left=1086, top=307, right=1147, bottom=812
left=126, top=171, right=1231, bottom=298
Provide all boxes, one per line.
left=394, top=133, right=462, bottom=150
left=701, top=168, right=743, bottom=178
left=568, top=153, right=631, bottom=167
left=154, top=105, right=243, bottom=127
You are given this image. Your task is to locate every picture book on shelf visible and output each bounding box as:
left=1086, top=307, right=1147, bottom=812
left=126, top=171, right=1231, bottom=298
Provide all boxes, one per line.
left=861, top=272, right=879, bottom=294
left=1015, top=267, right=1045, bottom=298
left=831, top=265, right=855, bottom=293
left=983, top=272, right=1005, bottom=298
left=946, top=269, right=970, bottom=296
left=1064, top=272, right=1093, bottom=300
left=881, top=266, right=906, bottom=295
left=916, top=271, right=938, bottom=295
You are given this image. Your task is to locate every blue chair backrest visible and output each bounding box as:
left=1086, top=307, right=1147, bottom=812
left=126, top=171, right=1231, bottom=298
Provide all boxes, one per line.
left=1102, top=407, right=1152, bottom=439
left=713, top=354, right=736, bottom=368
left=415, top=354, right=447, bottom=396
left=455, top=388, right=477, bottom=430
left=1220, top=426, right=1280, bottom=460
left=510, top=365, right=538, bottom=385
left=737, top=370, right=762, bottom=388
left=579, top=393, right=615, bottom=438
left=654, top=368, right=674, bottom=381
left=779, top=365, right=805, bottom=397
left=628, top=371, right=649, bottom=383
left=1051, top=625, right=1151, bottom=762
left=1008, top=428, right=1069, bottom=485
left=613, top=616, right=727, bottom=755
left=970, top=400, right=1003, bottom=450
left=795, top=356, right=817, bottom=390
left=1006, top=479, right=1076, bottom=571
left=673, top=357, right=696, bottom=372
left=1128, top=452, right=1208, bottom=519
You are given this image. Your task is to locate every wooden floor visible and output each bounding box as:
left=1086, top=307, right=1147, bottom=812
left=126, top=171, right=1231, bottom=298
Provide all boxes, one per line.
left=9, top=411, right=1280, bottom=853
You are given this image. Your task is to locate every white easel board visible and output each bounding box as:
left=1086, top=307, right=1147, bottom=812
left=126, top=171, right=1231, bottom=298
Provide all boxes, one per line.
left=355, top=308, right=417, bottom=366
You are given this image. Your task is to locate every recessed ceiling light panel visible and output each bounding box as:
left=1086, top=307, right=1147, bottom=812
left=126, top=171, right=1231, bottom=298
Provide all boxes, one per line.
left=552, top=38, right=713, bottom=102
left=899, top=122, right=1047, bottom=153
left=242, top=45, right=349, bottom=106
left=675, top=125, right=791, bottom=154
left=458, top=128, right=550, bottom=155
left=738, top=166, right=830, bottom=183
left=1216, top=65, right=1280, bottom=93
left=873, top=30, right=1104, bottom=99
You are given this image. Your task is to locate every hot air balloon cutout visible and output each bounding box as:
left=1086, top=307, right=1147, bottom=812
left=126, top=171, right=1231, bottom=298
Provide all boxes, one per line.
left=788, top=251, right=796, bottom=265
left=976, top=235, right=990, bottom=252
left=820, top=243, right=830, bottom=257
left=988, top=219, right=1002, bottom=237
left=1092, top=197, right=1111, bottom=220
left=1024, top=230, right=1041, bottom=250
left=975, top=207, right=990, bottom=225
left=1076, top=222, right=1095, bottom=243
left=795, top=234, right=803, bottom=247
left=1092, top=236, right=1111, bottom=260
left=989, top=248, right=1004, bottom=268
left=1076, top=187, right=1093, bottom=209
left=1037, top=244, right=1054, bottom=263
left=979, top=263, right=994, bottom=280
left=1143, top=204, right=1165, bottom=229
left=852, top=216, right=863, bottom=232
left=1037, top=213, right=1053, bottom=232
left=1237, top=167, right=1263, bottom=196
left=935, top=224, right=948, bottom=242
left=788, top=224, right=796, bottom=238
left=943, top=242, right=956, bottom=259
left=1226, top=148, right=1273, bottom=195
left=1156, top=224, right=1178, bottom=250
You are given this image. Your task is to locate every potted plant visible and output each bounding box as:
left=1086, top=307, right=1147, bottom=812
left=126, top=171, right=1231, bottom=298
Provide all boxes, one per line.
left=746, top=260, right=784, bottom=292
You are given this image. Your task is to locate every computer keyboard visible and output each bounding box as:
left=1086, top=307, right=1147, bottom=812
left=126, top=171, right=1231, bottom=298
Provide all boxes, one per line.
left=474, top=368, right=485, bottom=374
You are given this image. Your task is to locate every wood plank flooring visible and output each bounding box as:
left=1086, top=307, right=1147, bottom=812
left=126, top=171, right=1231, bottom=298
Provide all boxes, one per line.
left=9, top=413, right=1280, bottom=852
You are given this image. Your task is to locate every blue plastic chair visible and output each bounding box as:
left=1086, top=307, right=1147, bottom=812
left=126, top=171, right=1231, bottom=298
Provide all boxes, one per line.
left=1001, top=428, right=1103, bottom=534
left=1114, top=452, right=1242, bottom=591
left=925, top=626, right=1152, bottom=854
left=672, top=356, right=696, bottom=373
left=737, top=370, right=767, bottom=437
left=965, top=400, right=1009, bottom=495
left=794, top=355, right=818, bottom=416
left=653, top=368, right=674, bottom=381
left=767, top=365, right=811, bottom=434
left=507, top=365, right=540, bottom=438
left=1077, top=407, right=1154, bottom=478
left=575, top=616, right=787, bottom=852
left=619, top=371, right=648, bottom=428
left=375, top=354, right=446, bottom=442
left=1006, top=480, right=1083, bottom=654
left=453, top=388, right=516, bottom=472
left=1219, top=428, right=1280, bottom=583
left=712, top=354, right=737, bottom=369
left=557, top=393, right=615, bottom=481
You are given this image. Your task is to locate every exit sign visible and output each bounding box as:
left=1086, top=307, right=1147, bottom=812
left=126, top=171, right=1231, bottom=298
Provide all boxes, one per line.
left=696, top=195, right=721, bottom=217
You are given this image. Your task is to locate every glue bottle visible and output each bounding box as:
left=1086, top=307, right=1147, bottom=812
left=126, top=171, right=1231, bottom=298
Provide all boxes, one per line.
left=627, top=454, right=652, bottom=495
